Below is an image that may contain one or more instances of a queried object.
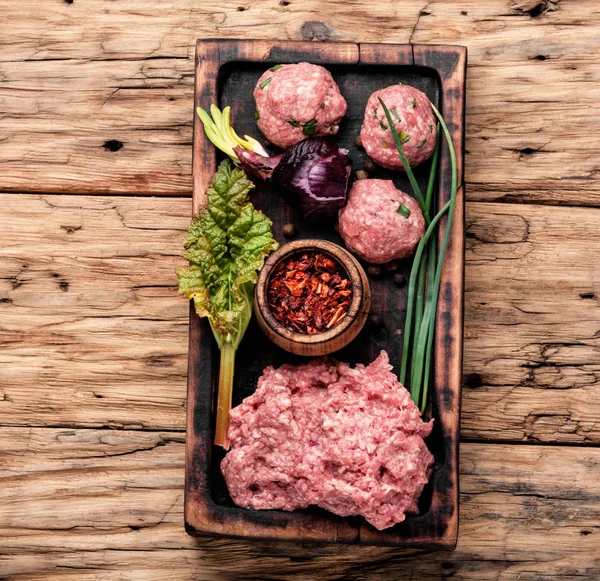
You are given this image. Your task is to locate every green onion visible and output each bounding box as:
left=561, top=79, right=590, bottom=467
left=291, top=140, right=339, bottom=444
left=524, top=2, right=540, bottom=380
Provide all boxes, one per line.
left=398, top=204, right=411, bottom=218
left=415, top=104, right=458, bottom=413
left=391, top=99, right=457, bottom=417
left=412, top=97, right=417, bottom=108
left=400, top=198, right=449, bottom=386
left=417, top=139, right=427, bottom=149
left=288, top=119, right=300, bottom=127
left=379, top=98, right=427, bottom=219
left=254, top=111, right=260, bottom=121
left=269, top=64, right=283, bottom=71
left=380, top=120, right=388, bottom=130
left=259, top=77, right=272, bottom=89
left=391, top=109, right=402, bottom=123
left=302, top=119, right=317, bottom=136
left=399, top=131, right=411, bottom=143
left=413, top=133, right=440, bottom=378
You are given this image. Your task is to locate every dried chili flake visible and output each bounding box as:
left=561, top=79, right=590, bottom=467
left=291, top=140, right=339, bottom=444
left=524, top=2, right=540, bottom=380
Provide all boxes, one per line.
left=267, top=252, right=352, bottom=335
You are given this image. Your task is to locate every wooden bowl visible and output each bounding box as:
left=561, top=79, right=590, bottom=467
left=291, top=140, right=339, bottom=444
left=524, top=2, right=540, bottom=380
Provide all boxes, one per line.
left=254, top=239, right=371, bottom=356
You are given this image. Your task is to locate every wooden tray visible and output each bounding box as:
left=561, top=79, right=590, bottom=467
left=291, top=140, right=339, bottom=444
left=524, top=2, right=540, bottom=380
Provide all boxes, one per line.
left=185, top=39, right=466, bottom=548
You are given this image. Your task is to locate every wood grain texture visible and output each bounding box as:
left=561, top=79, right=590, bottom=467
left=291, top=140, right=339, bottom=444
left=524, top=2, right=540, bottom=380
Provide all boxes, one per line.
left=1, top=194, right=599, bottom=444
left=1, top=1, right=600, bottom=204
left=1, top=0, right=599, bottom=577
left=1, top=428, right=598, bottom=580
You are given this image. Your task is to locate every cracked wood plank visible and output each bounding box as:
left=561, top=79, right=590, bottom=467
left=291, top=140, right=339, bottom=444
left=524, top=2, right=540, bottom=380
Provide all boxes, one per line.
left=0, top=430, right=598, bottom=579
left=1, top=1, right=600, bottom=203
left=1, top=194, right=599, bottom=443
left=463, top=202, right=600, bottom=443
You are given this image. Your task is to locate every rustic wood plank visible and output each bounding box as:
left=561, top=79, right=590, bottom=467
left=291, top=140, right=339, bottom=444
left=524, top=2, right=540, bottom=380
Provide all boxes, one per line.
left=0, top=194, right=190, bottom=430
left=463, top=201, right=600, bottom=443
left=0, top=428, right=598, bottom=579
left=1, top=1, right=600, bottom=203
left=1, top=194, right=599, bottom=443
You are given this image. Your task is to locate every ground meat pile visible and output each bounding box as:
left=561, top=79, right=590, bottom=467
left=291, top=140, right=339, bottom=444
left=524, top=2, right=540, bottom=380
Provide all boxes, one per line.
left=221, top=351, right=434, bottom=530
left=360, top=84, right=437, bottom=170
left=254, top=63, right=347, bottom=149
left=338, top=179, right=425, bottom=264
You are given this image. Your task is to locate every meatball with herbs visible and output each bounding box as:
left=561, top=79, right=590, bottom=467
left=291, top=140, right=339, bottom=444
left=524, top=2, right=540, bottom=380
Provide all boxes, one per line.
left=360, top=84, right=437, bottom=170
left=254, top=63, right=347, bottom=149
left=338, top=179, right=425, bottom=264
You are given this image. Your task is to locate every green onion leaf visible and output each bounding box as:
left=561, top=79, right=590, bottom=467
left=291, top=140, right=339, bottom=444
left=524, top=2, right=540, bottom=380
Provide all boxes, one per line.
left=378, top=97, right=426, bottom=217
left=417, top=139, right=427, bottom=149
left=398, top=204, right=411, bottom=218
left=269, top=64, right=283, bottom=71
left=429, top=124, right=434, bottom=133
left=412, top=97, right=417, bottom=108
left=380, top=120, right=388, bottom=130
left=399, top=130, right=411, bottom=143
left=259, top=77, right=272, bottom=89
left=254, top=111, right=260, bottom=121
left=302, top=119, right=317, bottom=136
left=391, top=109, right=401, bottom=122
left=288, top=119, right=300, bottom=127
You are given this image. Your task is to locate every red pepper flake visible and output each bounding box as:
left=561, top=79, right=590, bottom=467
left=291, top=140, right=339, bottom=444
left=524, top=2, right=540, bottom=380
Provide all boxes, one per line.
left=267, top=252, right=352, bottom=335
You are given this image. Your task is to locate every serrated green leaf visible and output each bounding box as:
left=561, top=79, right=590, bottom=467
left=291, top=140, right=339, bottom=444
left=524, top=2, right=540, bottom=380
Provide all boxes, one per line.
left=177, top=159, right=278, bottom=350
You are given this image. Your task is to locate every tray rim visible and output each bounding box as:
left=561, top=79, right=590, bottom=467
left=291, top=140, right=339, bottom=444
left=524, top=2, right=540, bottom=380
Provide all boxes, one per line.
left=185, top=38, right=467, bottom=548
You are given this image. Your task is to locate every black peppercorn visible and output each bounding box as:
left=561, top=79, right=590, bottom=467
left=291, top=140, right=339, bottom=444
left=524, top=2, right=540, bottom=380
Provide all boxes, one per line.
left=393, top=273, right=406, bottom=287
left=282, top=223, right=296, bottom=238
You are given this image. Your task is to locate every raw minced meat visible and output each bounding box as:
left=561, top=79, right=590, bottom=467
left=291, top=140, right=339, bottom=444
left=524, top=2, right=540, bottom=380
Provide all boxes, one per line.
left=360, top=84, right=437, bottom=170
left=254, top=63, right=347, bottom=149
left=221, top=351, right=434, bottom=530
left=338, top=179, right=425, bottom=264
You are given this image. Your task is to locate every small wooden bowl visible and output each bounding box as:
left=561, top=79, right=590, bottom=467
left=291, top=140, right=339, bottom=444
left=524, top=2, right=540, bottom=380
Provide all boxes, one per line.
left=255, top=239, right=371, bottom=356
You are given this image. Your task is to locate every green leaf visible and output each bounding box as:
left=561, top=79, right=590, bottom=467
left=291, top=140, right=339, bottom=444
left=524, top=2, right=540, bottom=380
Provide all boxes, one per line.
left=303, top=119, right=317, bottom=136
left=397, top=203, right=411, bottom=218
left=177, top=160, right=278, bottom=350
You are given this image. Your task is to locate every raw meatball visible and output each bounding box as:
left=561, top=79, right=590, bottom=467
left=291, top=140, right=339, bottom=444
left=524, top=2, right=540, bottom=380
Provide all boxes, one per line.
left=360, top=84, right=437, bottom=170
left=254, top=63, right=347, bottom=149
left=338, top=179, right=425, bottom=264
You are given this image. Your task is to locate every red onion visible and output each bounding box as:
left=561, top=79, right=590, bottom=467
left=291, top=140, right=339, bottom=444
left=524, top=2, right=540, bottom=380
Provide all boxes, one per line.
left=235, top=137, right=352, bottom=221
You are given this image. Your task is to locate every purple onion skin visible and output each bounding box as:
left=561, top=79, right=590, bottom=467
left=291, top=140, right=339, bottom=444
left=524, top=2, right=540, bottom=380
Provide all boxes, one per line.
left=272, top=137, right=352, bottom=221
left=234, top=146, right=282, bottom=181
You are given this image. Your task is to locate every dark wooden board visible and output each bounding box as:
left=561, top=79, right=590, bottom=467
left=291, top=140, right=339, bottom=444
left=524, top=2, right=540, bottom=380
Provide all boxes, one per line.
left=186, top=39, right=466, bottom=548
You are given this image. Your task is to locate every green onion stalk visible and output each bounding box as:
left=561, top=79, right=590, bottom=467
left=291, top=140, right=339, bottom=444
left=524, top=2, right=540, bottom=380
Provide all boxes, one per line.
left=378, top=98, right=458, bottom=413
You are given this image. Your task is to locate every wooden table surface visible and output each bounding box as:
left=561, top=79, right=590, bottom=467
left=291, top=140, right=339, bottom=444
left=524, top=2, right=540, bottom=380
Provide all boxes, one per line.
left=1, top=1, right=599, bottom=579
